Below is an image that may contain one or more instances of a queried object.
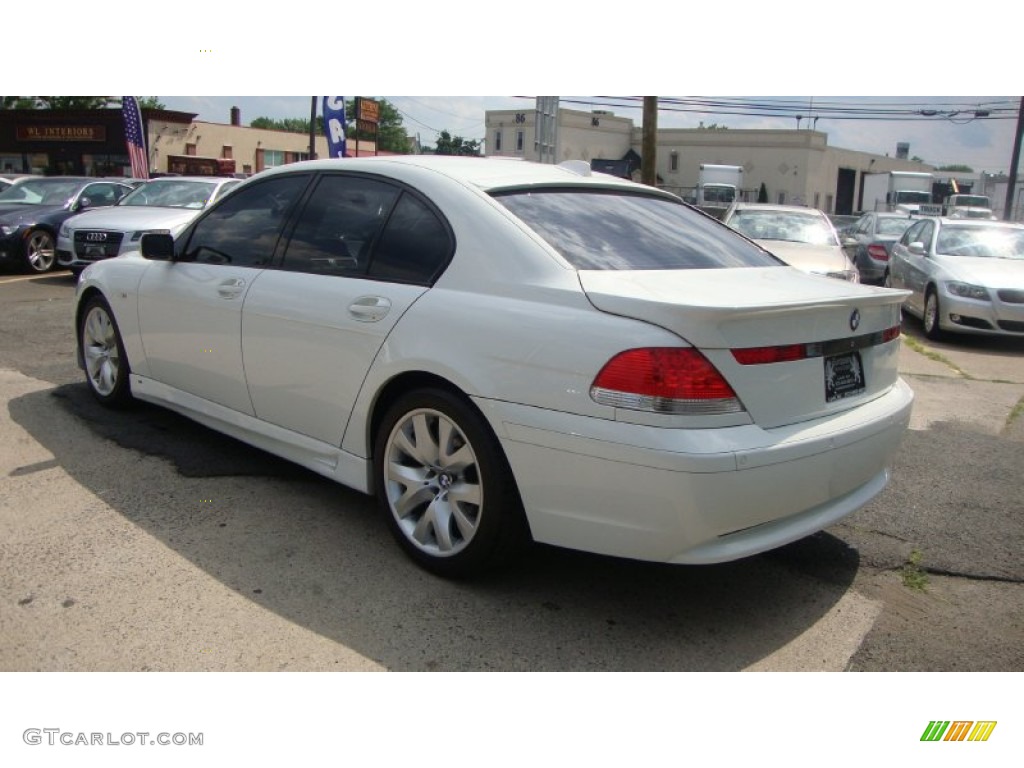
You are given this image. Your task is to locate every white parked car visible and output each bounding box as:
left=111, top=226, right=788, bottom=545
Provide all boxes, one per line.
left=57, top=176, right=241, bottom=275
left=75, top=157, right=913, bottom=577
left=723, top=202, right=860, bottom=282
left=888, top=217, right=1024, bottom=339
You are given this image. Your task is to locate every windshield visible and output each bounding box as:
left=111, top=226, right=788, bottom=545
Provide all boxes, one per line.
left=894, top=191, right=932, bottom=204
left=120, top=179, right=220, bottom=209
left=877, top=218, right=914, bottom=236
left=493, top=189, right=781, bottom=270
left=0, top=178, right=80, bottom=206
left=950, top=195, right=989, bottom=207
left=702, top=185, right=736, bottom=204
left=728, top=209, right=839, bottom=246
left=936, top=225, right=1024, bottom=259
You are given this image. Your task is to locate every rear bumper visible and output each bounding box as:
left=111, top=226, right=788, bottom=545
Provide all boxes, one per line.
left=475, top=378, right=914, bottom=564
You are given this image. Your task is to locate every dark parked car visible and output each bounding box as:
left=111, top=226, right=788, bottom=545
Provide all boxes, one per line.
left=0, top=177, right=134, bottom=273
left=842, top=211, right=916, bottom=285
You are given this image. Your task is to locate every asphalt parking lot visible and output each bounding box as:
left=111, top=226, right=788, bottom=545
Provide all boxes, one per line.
left=0, top=269, right=1022, bottom=671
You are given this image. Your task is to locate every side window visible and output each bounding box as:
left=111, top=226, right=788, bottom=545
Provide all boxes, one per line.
left=184, top=174, right=309, bottom=267
left=901, top=220, right=926, bottom=246
left=917, top=220, right=935, bottom=247
left=81, top=183, right=119, bottom=207
left=368, top=192, right=453, bottom=284
left=856, top=216, right=871, bottom=235
left=282, top=175, right=399, bottom=276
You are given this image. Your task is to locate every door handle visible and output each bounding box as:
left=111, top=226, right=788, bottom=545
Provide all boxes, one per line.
left=348, top=295, right=392, bottom=322
left=217, top=278, right=246, bottom=299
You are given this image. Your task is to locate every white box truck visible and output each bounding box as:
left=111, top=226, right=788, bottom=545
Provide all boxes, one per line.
left=942, top=193, right=995, bottom=219
left=861, top=171, right=939, bottom=215
left=696, top=164, right=744, bottom=208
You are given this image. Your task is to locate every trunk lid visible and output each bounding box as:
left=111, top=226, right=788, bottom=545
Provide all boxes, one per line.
left=579, top=266, right=909, bottom=428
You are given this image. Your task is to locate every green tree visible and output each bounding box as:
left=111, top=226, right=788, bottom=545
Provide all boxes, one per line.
left=36, top=97, right=120, bottom=109
left=137, top=97, right=166, bottom=110
left=434, top=130, right=481, bottom=156
left=346, top=98, right=410, bottom=153
left=938, top=164, right=974, bottom=173
left=758, top=181, right=768, bottom=203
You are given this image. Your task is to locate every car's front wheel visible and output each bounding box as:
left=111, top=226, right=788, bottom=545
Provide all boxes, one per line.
left=80, top=295, right=133, bottom=407
left=375, top=388, right=528, bottom=577
left=24, top=229, right=56, bottom=273
left=923, top=288, right=944, bottom=340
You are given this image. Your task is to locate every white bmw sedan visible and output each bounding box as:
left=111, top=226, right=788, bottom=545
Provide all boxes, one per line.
left=75, top=157, right=913, bottom=577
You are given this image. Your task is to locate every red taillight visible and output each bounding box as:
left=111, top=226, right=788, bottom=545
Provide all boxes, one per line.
left=882, top=325, right=901, bottom=343
left=591, top=348, right=742, bottom=414
left=732, top=344, right=808, bottom=365
left=867, top=244, right=889, bottom=261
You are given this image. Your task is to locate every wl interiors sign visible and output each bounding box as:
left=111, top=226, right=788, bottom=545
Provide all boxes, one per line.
left=16, top=125, right=106, bottom=142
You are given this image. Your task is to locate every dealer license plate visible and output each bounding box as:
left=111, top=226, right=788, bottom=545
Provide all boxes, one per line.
left=824, top=351, right=865, bottom=402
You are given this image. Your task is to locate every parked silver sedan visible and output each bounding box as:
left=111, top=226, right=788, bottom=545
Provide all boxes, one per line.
left=842, top=212, right=916, bottom=285
left=888, top=217, right=1024, bottom=339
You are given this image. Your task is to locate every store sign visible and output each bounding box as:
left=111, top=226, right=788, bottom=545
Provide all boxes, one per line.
left=16, top=125, right=106, bottom=142
left=356, top=98, right=380, bottom=124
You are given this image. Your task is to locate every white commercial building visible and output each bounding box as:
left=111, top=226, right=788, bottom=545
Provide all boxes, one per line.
left=485, top=107, right=937, bottom=215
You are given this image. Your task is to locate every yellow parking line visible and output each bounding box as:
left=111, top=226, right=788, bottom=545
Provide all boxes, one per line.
left=0, top=272, right=71, bottom=285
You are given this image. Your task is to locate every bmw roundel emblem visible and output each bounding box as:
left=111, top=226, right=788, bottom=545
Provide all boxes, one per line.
left=850, top=309, right=861, bottom=332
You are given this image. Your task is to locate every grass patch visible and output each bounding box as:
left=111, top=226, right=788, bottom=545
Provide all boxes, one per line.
left=901, top=548, right=929, bottom=591
left=902, top=336, right=972, bottom=379
left=1006, top=396, right=1024, bottom=429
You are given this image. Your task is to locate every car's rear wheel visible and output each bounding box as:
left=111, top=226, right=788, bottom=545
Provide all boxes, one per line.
left=80, top=295, right=133, bottom=407
left=24, top=229, right=56, bottom=273
left=375, top=388, right=527, bottom=577
left=923, top=288, right=944, bottom=340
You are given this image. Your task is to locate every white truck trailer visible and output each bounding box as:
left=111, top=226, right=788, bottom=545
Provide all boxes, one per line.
left=861, top=171, right=939, bottom=214
left=696, top=164, right=744, bottom=208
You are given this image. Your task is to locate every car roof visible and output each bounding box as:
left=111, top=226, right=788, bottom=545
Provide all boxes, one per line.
left=730, top=202, right=826, bottom=215
left=936, top=217, right=1022, bottom=228
left=249, top=156, right=671, bottom=196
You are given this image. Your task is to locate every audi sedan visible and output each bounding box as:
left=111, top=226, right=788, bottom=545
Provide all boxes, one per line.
left=888, top=217, right=1024, bottom=339
left=75, top=156, right=913, bottom=577
left=57, top=176, right=241, bottom=276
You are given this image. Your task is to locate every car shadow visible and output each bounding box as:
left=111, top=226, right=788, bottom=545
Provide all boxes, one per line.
left=9, top=383, right=864, bottom=671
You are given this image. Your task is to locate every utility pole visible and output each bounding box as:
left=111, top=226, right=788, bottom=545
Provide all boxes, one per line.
left=641, top=97, right=657, bottom=187
left=309, top=97, right=318, bottom=160
left=1003, top=96, right=1023, bottom=221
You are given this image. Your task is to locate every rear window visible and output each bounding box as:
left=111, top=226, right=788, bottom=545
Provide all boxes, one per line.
left=493, top=189, right=781, bottom=270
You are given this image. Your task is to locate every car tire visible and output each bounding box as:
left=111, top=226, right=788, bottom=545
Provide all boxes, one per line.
left=24, top=229, right=56, bottom=273
left=79, top=295, right=133, bottom=407
left=374, top=388, right=528, bottom=578
left=923, top=288, right=944, bottom=341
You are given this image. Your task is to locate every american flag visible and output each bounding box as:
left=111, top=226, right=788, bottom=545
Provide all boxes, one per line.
left=121, top=97, right=150, bottom=179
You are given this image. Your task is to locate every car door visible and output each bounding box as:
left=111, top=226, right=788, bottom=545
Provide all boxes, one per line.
left=136, top=173, right=311, bottom=415
left=241, top=173, right=452, bottom=447
left=891, top=219, right=933, bottom=315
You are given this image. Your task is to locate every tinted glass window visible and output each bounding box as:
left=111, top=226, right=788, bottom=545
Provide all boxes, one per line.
left=81, top=183, right=123, bottom=206
left=901, top=220, right=927, bottom=245
left=369, top=193, right=452, bottom=284
left=494, top=190, right=780, bottom=270
left=184, top=174, right=309, bottom=267
left=282, top=175, right=398, bottom=276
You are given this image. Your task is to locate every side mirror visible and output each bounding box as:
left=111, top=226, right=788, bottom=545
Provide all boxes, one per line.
left=140, top=232, right=175, bottom=261
left=76, top=196, right=92, bottom=211
left=908, top=241, right=926, bottom=256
